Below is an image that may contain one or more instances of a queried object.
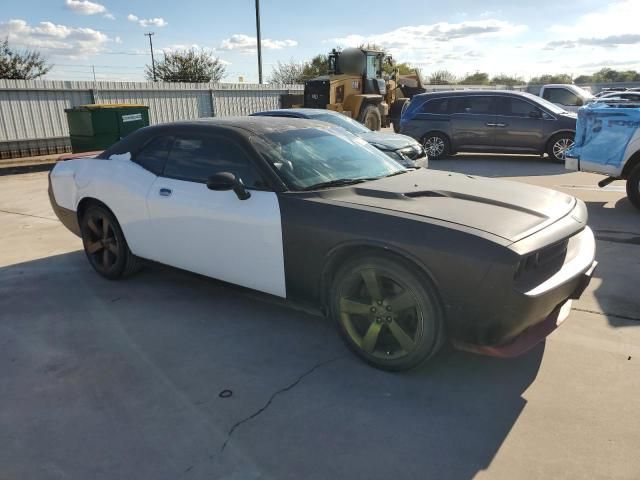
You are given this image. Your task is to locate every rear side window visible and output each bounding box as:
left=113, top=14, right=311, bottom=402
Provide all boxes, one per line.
left=543, top=88, right=579, bottom=106
left=497, top=97, right=542, bottom=117
left=163, top=134, right=266, bottom=188
left=133, top=136, right=173, bottom=175
left=420, top=98, right=449, bottom=114
left=450, top=96, right=494, bottom=114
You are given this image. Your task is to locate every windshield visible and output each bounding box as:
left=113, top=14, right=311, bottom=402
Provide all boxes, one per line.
left=307, top=112, right=371, bottom=135
left=252, top=126, right=406, bottom=191
left=521, top=92, right=567, bottom=114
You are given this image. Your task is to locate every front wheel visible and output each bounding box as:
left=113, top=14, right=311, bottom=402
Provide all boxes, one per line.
left=422, top=132, right=449, bottom=160
left=626, top=163, right=640, bottom=211
left=548, top=133, right=575, bottom=163
left=329, top=255, right=444, bottom=371
left=80, top=204, right=142, bottom=280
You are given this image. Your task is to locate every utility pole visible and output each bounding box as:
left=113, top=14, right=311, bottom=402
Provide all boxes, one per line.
left=254, top=0, right=263, bottom=83
left=91, top=65, right=96, bottom=82
left=144, top=32, right=156, bottom=81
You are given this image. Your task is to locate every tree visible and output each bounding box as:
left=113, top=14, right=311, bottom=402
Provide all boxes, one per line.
left=301, top=54, right=329, bottom=80
left=459, top=71, right=490, bottom=85
left=529, top=73, right=572, bottom=85
left=270, top=59, right=305, bottom=84
left=490, top=74, right=526, bottom=87
left=146, top=48, right=226, bottom=83
left=428, top=70, right=457, bottom=85
left=0, top=38, right=52, bottom=80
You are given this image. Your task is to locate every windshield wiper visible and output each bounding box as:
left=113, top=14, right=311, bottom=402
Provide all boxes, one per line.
left=382, top=169, right=413, bottom=178
left=301, top=177, right=375, bottom=191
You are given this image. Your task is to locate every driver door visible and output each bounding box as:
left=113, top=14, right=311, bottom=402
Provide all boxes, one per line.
left=145, top=133, right=286, bottom=297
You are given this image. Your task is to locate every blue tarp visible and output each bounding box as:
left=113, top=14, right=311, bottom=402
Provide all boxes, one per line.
left=568, top=102, right=640, bottom=170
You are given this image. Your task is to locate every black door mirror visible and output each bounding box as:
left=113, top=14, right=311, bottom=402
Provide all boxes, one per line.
left=576, top=98, right=584, bottom=107
left=206, top=172, right=251, bottom=200
left=529, top=110, right=542, bottom=119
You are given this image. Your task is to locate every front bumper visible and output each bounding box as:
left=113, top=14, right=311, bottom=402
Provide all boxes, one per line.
left=455, top=260, right=597, bottom=357
left=453, top=226, right=597, bottom=357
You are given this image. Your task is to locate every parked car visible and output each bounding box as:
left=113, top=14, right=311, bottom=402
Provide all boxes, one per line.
left=400, top=90, right=577, bottom=162
left=539, top=84, right=595, bottom=112
left=594, top=87, right=629, bottom=98
left=48, top=117, right=596, bottom=371
left=250, top=108, right=427, bottom=168
left=566, top=102, right=640, bottom=210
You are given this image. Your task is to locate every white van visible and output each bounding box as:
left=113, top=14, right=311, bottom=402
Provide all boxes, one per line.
left=539, top=84, right=594, bottom=113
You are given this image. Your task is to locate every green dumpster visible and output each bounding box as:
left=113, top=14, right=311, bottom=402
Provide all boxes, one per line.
left=65, top=104, right=150, bottom=153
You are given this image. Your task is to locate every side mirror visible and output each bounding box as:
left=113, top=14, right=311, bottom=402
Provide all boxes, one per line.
left=576, top=98, right=584, bottom=107
left=206, top=172, right=251, bottom=200
left=529, top=110, right=542, bottom=119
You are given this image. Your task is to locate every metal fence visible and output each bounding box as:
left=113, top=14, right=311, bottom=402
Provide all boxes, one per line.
left=0, top=80, right=303, bottom=159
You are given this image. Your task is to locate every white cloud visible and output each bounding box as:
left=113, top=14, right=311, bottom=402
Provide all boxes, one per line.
left=127, top=13, right=168, bottom=28
left=103, top=13, right=115, bottom=20
left=65, top=0, right=106, bottom=15
left=548, top=0, right=640, bottom=40
left=0, top=19, right=110, bottom=57
left=220, top=34, right=297, bottom=53
left=139, top=17, right=168, bottom=28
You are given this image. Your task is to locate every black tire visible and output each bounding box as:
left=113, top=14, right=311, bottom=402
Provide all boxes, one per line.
left=80, top=204, right=142, bottom=280
left=547, top=133, right=575, bottom=163
left=329, top=254, right=444, bottom=371
left=421, top=132, right=450, bottom=160
left=626, top=163, right=640, bottom=211
left=358, top=104, right=382, bottom=131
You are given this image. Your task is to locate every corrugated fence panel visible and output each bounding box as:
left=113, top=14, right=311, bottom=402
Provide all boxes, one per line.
left=0, top=80, right=303, bottom=158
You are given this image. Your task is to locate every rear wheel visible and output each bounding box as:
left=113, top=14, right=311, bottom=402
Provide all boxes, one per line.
left=422, top=132, right=449, bottom=160
left=626, top=163, right=640, bottom=211
left=80, top=204, right=141, bottom=280
left=329, top=255, right=444, bottom=371
left=359, top=105, right=382, bottom=131
left=547, top=133, right=575, bottom=163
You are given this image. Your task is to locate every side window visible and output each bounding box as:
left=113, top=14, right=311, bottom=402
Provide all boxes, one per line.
left=163, top=135, right=267, bottom=188
left=498, top=97, right=541, bottom=117
left=133, top=135, right=173, bottom=175
left=420, top=98, right=449, bottom=114
left=544, top=88, right=579, bottom=106
left=451, top=96, right=493, bottom=114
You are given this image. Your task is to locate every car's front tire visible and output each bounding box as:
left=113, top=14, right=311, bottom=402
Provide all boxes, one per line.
left=329, top=254, right=444, bottom=371
left=626, top=162, right=640, bottom=211
left=80, top=204, right=142, bottom=280
left=548, top=133, right=575, bottom=163
left=422, top=132, right=449, bottom=160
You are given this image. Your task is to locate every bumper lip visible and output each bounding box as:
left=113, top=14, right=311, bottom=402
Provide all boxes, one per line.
left=454, top=260, right=597, bottom=358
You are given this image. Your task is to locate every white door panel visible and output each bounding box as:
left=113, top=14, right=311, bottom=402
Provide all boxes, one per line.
left=72, top=159, right=156, bottom=257
left=146, top=177, right=286, bottom=297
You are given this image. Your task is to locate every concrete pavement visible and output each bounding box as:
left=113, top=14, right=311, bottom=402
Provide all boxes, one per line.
left=1, top=157, right=639, bottom=479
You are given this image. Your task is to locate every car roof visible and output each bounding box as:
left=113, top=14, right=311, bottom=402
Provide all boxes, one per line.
left=411, top=89, right=531, bottom=100
left=142, top=116, right=331, bottom=136
left=251, top=108, right=340, bottom=118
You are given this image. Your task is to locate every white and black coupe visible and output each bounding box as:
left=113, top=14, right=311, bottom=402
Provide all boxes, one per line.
left=49, top=117, right=597, bottom=370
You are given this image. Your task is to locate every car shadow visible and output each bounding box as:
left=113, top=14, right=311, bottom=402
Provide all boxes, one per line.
left=429, top=153, right=566, bottom=178
left=0, top=251, right=544, bottom=480
left=577, top=198, right=640, bottom=326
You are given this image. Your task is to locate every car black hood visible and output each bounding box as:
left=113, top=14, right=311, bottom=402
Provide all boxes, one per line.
left=316, top=169, right=576, bottom=243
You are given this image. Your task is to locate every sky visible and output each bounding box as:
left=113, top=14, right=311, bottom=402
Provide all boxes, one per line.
left=1, top=0, right=639, bottom=83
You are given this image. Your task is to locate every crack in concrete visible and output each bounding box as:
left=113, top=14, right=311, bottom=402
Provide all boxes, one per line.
left=220, top=356, right=343, bottom=453
left=0, top=208, right=57, bottom=221
left=572, top=307, right=640, bottom=322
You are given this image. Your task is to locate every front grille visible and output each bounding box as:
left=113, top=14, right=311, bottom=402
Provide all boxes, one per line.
left=514, top=239, right=569, bottom=290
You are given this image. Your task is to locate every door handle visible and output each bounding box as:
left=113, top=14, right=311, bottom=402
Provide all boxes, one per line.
left=496, top=123, right=508, bottom=127
left=486, top=123, right=498, bottom=127
left=159, top=188, right=172, bottom=197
